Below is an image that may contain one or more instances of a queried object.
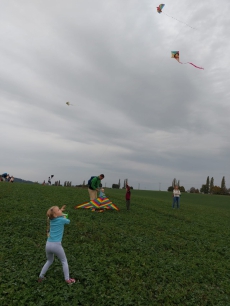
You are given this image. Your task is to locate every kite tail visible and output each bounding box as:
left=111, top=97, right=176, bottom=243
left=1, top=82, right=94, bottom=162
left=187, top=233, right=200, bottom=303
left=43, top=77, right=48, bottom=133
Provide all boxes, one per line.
left=178, top=61, right=204, bottom=70
left=187, top=62, right=204, bottom=70
left=162, top=12, right=196, bottom=30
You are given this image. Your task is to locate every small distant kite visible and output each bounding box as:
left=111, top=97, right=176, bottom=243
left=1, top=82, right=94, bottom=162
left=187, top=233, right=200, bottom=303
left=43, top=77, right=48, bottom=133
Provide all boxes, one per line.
left=156, top=4, right=165, bottom=13
left=66, top=102, right=73, bottom=106
left=171, top=51, right=204, bottom=70
left=75, top=197, right=119, bottom=212
left=157, top=4, right=196, bottom=30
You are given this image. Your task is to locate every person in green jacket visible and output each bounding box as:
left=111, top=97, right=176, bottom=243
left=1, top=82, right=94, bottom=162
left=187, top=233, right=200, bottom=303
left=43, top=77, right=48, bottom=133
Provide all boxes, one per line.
left=88, top=174, right=104, bottom=200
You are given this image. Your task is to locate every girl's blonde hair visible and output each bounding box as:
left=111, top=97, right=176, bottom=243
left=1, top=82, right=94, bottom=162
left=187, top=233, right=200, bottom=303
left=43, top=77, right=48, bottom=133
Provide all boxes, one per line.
left=47, top=206, right=58, bottom=220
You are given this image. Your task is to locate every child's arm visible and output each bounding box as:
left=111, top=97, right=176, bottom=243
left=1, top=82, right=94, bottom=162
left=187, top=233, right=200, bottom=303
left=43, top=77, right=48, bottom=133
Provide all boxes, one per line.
left=61, top=205, right=66, bottom=211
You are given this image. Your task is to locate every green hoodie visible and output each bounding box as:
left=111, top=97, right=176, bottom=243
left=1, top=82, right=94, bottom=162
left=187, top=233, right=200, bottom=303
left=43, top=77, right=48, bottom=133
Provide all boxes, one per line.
left=90, top=176, right=101, bottom=190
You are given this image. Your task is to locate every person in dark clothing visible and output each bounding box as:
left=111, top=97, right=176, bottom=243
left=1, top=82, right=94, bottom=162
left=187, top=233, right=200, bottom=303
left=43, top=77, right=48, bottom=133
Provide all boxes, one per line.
left=2, top=173, right=8, bottom=181
left=126, top=184, right=131, bottom=210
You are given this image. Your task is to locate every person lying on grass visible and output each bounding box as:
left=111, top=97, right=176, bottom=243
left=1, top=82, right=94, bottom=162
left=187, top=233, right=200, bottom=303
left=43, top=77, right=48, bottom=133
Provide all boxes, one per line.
left=38, top=205, right=75, bottom=285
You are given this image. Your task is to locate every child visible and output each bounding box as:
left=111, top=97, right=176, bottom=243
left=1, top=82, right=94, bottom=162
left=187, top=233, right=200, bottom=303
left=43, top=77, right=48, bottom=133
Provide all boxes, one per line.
left=126, top=184, right=131, bottom=210
left=99, top=188, right=106, bottom=198
left=172, top=185, right=181, bottom=209
left=38, top=205, right=75, bottom=285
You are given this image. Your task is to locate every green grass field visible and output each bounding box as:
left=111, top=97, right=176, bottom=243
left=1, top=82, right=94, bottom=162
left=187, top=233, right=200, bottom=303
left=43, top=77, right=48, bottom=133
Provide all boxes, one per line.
left=1, top=183, right=230, bottom=305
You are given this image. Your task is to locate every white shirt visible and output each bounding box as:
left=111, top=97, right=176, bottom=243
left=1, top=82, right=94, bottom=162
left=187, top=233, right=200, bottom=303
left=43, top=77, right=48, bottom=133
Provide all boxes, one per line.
left=173, top=189, right=181, bottom=197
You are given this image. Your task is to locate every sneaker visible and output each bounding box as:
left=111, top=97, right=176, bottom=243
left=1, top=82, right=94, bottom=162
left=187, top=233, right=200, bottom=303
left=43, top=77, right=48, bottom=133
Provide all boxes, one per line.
left=38, top=277, right=46, bottom=282
left=66, top=278, right=76, bottom=285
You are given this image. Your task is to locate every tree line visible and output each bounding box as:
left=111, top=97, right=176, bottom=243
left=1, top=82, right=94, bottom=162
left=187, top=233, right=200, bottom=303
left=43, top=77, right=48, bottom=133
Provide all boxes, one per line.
left=168, top=176, right=230, bottom=195
left=200, top=176, right=229, bottom=195
left=167, top=178, right=185, bottom=192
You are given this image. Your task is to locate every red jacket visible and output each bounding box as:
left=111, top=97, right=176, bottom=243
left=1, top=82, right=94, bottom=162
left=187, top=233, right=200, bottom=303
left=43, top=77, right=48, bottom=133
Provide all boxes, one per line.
left=126, top=185, right=131, bottom=200
left=126, top=191, right=131, bottom=200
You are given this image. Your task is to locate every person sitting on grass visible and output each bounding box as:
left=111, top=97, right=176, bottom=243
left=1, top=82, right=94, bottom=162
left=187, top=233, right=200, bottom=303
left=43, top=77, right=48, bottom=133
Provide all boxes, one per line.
left=99, top=188, right=106, bottom=198
left=38, top=205, right=76, bottom=285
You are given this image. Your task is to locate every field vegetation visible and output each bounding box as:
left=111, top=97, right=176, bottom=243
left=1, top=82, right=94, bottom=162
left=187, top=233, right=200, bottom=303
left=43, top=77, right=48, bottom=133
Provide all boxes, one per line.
left=1, top=183, right=230, bottom=305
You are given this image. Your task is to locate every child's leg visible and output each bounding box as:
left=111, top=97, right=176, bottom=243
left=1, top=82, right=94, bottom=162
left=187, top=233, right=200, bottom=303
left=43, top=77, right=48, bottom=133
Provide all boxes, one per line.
left=177, top=197, right=180, bottom=208
left=54, top=243, right=70, bottom=280
left=39, top=242, right=55, bottom=278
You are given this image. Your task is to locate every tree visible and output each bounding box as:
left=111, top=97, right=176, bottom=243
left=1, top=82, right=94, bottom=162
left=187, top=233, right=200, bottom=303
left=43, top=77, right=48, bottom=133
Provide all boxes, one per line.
left=190, top=187, right=196, bottom=193
left=123, top=179, right=128, bottom=189
left=221, top=176, right=227, bottom=195
left=168, top=186, right=173, bottom=192
left=201, top=176, right=210, bottom=194
left=118, top=179, right=120, bottom=188
left=210, top=177, right=214, bottom=193
left=191, top=187, right=199, bottom=193
left=179, top=186, right=185, bottom=192
left=212, top=186, right=221, bottom=195
left=200, top=184, right=206, bottom=193
left=205, top=176, right=210, bottom=194
left=172, top=178, right=177, bottom=188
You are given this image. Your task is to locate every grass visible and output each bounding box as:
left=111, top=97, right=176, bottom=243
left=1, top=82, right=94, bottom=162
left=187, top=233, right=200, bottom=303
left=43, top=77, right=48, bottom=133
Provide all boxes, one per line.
left=0, top=183, right=230, bottom=305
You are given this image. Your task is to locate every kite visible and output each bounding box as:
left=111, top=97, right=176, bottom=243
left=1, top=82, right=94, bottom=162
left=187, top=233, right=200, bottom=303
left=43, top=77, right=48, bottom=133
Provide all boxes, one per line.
left=75, top=197, right=119, bottom=212
left=156, top=4, right=165, bottom=13
left=66, top=102, right=73, bottom=106
left=156, top=4, right=196, bottom=30
left=171, top=51, right=204, bottom=70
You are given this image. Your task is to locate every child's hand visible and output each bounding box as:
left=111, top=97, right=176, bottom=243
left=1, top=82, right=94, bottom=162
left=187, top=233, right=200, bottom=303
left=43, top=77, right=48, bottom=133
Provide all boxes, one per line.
left=61, top=205, right=66, bottom=211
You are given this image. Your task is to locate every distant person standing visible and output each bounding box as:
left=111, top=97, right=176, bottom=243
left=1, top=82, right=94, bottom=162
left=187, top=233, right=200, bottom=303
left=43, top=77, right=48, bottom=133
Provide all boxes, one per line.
left=172, top=186, right=181, bottom=209
left=88, top=174, right=104, bottom=200
left=125, top=184, right=131, bottom=210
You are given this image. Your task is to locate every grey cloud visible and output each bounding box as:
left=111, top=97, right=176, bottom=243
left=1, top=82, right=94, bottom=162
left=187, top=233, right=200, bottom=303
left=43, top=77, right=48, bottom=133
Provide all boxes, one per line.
left=1, top=0, right=230, bottom=190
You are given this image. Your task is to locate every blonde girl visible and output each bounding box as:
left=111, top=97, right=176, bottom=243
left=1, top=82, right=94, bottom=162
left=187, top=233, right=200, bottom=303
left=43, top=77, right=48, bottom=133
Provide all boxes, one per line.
left=38, top=205, right=75, bottom=284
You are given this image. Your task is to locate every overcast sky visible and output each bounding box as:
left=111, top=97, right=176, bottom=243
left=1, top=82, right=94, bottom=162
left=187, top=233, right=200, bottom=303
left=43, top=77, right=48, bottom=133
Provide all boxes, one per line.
left=1, top=0, right=230, bottom=191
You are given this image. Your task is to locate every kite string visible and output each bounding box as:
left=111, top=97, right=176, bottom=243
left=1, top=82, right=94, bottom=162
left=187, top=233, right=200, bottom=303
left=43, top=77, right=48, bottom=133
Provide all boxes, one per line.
left=162, top=12, right=197, bottom=30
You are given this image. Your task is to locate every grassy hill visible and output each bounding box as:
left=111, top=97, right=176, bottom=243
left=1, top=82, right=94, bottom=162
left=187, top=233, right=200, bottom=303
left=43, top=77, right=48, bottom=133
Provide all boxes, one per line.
left=0, top=183, right=230, bottom=305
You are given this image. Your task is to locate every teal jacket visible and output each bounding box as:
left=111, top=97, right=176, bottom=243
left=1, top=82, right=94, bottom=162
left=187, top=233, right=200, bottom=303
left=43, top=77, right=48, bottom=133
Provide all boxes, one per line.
left=90, top=176, right=101, bottom=190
